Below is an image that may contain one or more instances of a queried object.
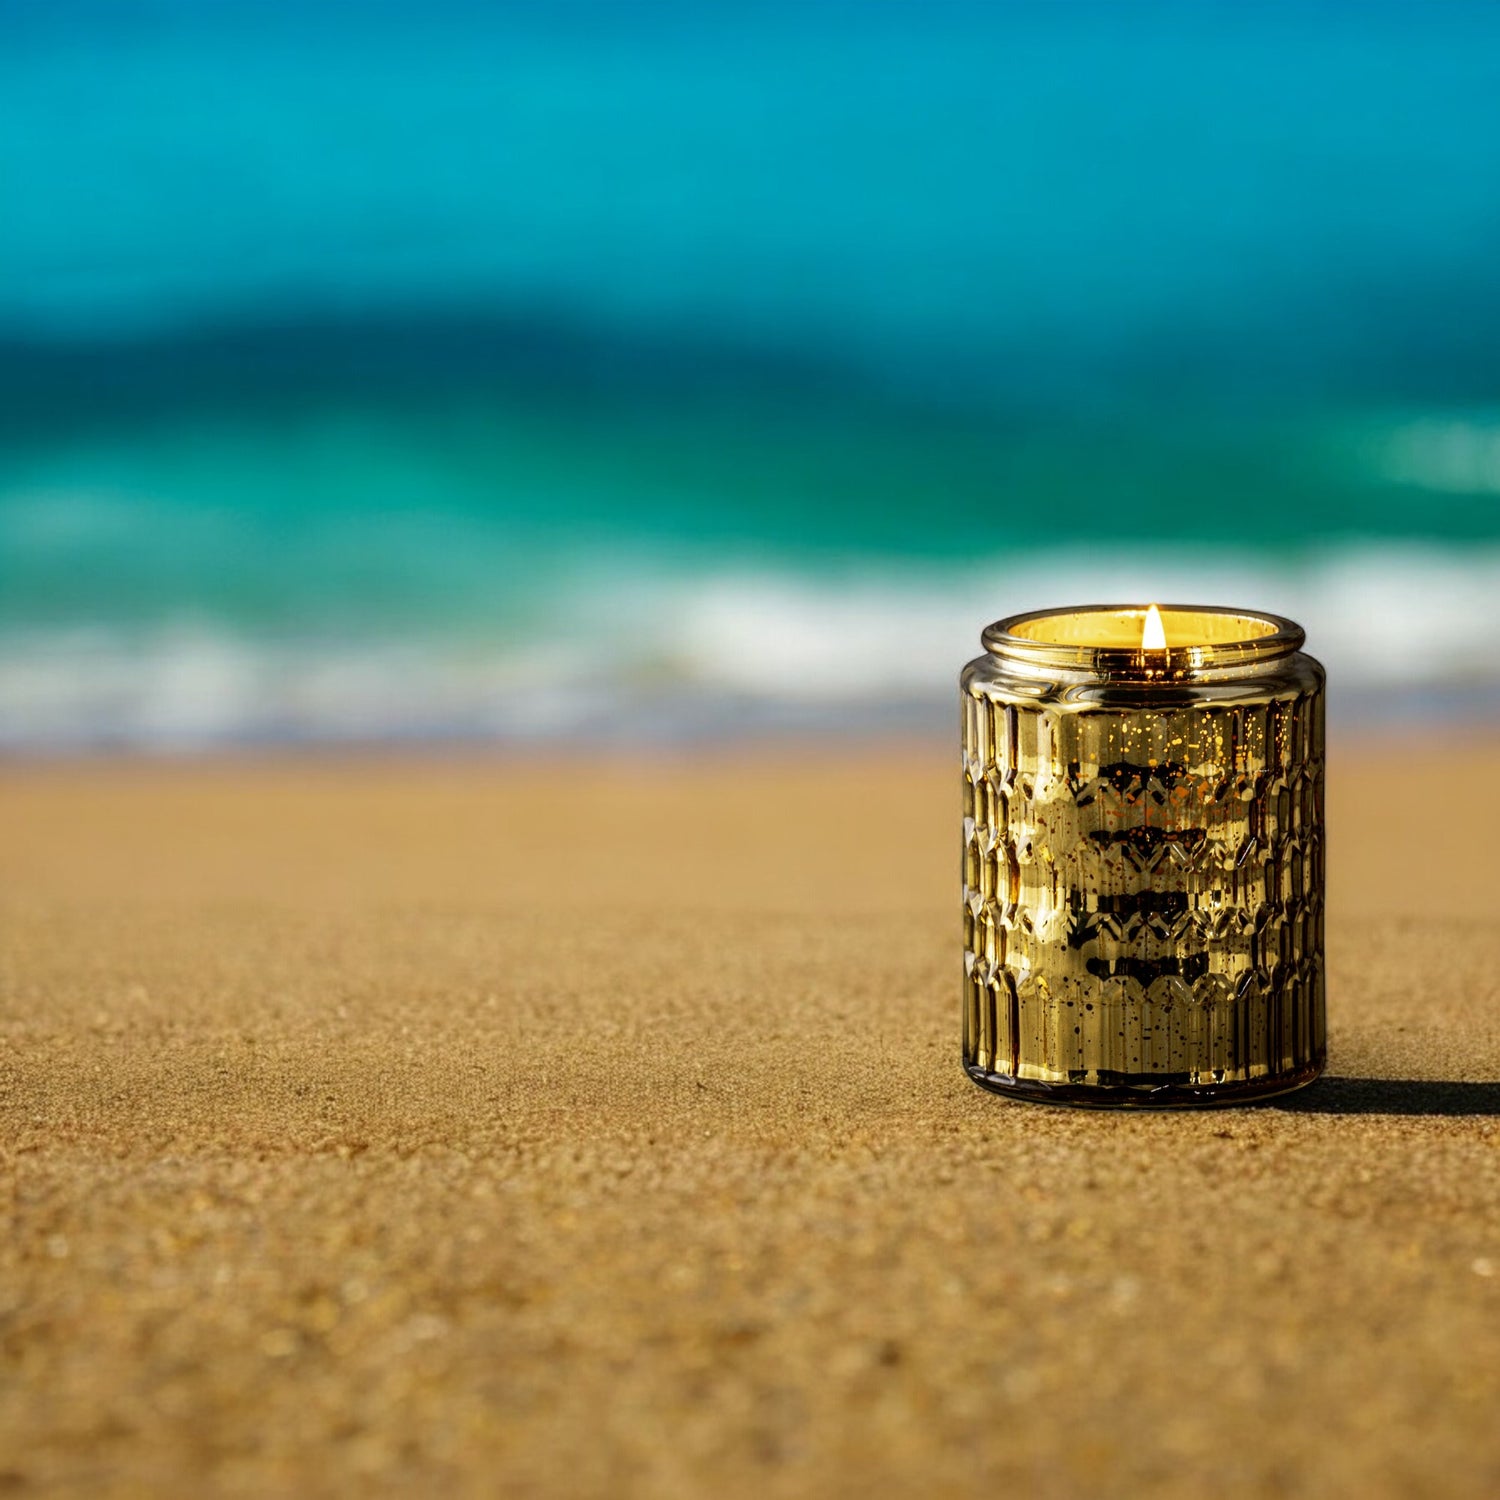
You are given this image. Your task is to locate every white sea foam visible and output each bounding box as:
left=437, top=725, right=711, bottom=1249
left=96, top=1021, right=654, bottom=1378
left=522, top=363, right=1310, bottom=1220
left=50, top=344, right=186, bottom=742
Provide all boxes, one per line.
left=667, top=544, right=1500, bottom=697
left=2, top=544, right=1497, bottom=750
left=1364, top=413, right=1500, bottom=495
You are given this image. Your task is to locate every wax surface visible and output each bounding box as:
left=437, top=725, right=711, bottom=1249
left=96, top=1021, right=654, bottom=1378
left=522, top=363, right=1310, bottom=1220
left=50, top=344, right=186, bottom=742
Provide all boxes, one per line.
left=1009, top=607, right=1279, bottom=650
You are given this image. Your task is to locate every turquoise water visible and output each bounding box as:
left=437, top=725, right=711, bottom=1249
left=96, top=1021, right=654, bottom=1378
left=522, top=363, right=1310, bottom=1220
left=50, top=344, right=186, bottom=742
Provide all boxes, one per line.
left=3, top=2, right=1499, bottom=743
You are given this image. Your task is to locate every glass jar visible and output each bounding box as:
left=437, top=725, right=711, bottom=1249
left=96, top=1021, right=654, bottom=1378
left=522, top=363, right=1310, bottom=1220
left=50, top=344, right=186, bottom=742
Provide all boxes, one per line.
left=961, top=604, right=1325, bottom=1107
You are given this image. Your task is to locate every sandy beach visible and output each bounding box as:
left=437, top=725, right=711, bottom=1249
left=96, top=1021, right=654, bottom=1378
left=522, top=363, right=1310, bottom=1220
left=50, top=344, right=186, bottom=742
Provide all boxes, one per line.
left=2, top=743, right=1498, bottom=1498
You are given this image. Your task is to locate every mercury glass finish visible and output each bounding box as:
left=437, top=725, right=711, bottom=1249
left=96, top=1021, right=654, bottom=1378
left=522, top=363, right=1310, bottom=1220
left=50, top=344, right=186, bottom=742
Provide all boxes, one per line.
left=961, top=605, right=1326, bottom=1107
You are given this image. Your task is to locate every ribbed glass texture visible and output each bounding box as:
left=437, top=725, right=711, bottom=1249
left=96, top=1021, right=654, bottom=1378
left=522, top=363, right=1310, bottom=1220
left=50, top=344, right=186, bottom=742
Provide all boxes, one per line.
left=961, top=606, right=1326, bottom=1107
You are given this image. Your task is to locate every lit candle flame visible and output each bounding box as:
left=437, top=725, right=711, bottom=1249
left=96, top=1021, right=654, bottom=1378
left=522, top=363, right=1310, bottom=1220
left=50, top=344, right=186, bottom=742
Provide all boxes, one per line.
left=1141, top=604, right=1167, bottom=651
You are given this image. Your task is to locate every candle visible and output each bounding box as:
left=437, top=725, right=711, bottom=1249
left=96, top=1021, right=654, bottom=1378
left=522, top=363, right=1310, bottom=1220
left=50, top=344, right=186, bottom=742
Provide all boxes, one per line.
left=961, top=604, right=1325, bottom=1107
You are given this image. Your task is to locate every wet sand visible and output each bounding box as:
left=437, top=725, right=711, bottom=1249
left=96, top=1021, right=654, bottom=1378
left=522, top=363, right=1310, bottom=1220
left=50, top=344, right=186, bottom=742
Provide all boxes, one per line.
left=2, top=744, right=1498, bottom=1497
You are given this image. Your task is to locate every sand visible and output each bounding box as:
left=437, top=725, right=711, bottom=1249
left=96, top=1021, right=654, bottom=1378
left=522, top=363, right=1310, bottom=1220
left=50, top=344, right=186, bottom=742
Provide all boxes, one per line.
left=2, top=743, right=1498, bottom=1498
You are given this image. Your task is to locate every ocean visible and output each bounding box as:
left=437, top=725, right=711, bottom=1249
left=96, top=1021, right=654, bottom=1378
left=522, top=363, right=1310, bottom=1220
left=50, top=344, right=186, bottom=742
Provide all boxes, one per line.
left=3, top=0, right=1499, bottom=747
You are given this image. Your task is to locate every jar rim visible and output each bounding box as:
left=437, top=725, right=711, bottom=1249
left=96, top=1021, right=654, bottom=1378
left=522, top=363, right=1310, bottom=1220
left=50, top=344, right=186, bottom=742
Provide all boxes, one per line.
left=981, top=603, right=1306, bottom=679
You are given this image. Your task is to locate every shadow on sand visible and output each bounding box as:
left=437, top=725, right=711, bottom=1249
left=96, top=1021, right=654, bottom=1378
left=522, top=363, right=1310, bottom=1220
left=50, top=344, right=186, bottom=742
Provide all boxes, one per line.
left=1273, top=1077, right=1500, bottom=1117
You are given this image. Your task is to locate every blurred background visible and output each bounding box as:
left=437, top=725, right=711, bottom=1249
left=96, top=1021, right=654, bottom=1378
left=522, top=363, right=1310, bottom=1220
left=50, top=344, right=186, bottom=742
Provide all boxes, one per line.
left=3, top=0, right=1499, bottom=751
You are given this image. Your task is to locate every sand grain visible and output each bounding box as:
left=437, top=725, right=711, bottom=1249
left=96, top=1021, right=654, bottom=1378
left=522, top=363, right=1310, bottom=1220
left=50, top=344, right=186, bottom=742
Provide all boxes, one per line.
left=2, top=748, right=1498, bottom=1497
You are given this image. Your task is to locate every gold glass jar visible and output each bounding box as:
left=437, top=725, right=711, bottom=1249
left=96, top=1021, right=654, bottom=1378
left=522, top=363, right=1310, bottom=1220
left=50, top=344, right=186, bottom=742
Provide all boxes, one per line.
left=961, top=604, right=1325, bottom=1107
